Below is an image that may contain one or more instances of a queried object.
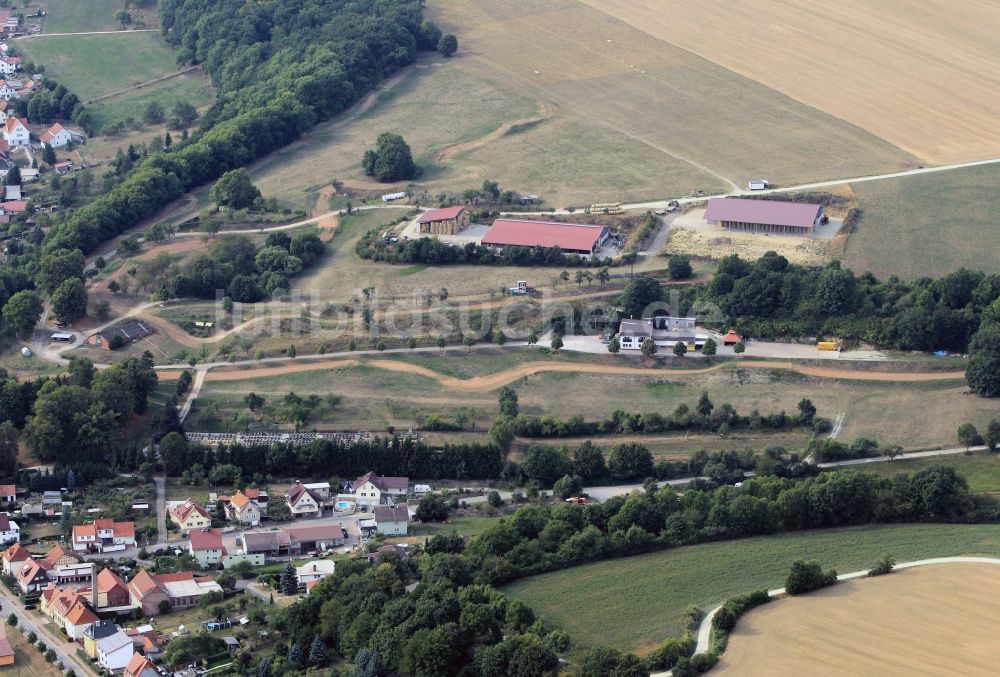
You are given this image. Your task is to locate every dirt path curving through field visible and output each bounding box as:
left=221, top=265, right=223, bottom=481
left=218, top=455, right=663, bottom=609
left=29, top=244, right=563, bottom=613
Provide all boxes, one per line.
left=158, top=357, right=965, bottom=390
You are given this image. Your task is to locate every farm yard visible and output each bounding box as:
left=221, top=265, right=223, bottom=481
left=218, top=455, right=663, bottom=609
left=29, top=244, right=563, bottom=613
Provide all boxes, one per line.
left=585, top=0, right=1000, bottom=165
left=842, top=164, right=1000, bottom=279
left=715, top=564, right=1000, bottom=676
left=502, top=524, right=1000, bottom=654
left=17, top=32, right=214, bottom=135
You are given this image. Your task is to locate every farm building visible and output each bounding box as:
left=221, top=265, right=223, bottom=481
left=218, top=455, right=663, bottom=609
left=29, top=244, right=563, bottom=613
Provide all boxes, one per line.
left=704, top=197, right=824, bottom=235
left=617, top=316, right=707, bottom=352
left=481, top=219, right=609, bottom=256
left=86, top=320, right=152, bottom=350
left=417, top=205, right=469, bottom=235
left=723, top=329, right=743, bottom=346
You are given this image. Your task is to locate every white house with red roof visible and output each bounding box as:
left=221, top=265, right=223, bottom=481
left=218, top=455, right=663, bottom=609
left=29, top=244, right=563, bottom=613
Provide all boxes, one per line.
left=352, top=471, right=409, bottom=507
left=40, top=122, right=73, bottom=148
left=72, top=519, right=136, bottom=553
left=2, top=116, right=28, bottom=146
left=0, top=56, right=20, bottom=76
left=0, top=514, right=19, bottom=544
left=0, top=484, right=15, bottom=504
left=188, top=527, right=226, bottom=566
left=166, top=499, right=211, bottom=535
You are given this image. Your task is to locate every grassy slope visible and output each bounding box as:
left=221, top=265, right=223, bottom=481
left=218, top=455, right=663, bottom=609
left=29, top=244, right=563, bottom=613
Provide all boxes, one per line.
left=41, top=0, right=122, bottom=33
left=190, top=359, right=1000, bottom=450
left=843, top=164, right=1000, bottom=278
left=20, top=33, right=214, bottom=132
left=858, top=451, right=1000, bottom=493
left=503, top=523, right=1000, bottom=653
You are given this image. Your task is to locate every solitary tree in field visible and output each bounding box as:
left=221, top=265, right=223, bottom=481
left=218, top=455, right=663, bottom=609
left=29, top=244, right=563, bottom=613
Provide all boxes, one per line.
left=527, top=332, right=538, bottom=346
left=988, top=419, right=1000, bottom=453
left=672, top=342, right=686, bottom=357
left=550, top=335, right=563, bottom=352
left=733, top=342, right=746, bottom=355
left=362, top=133, right=418, bottom=183
left=438, top=34, right=458, bottom=57
left=114, top=9, right=132, bottom=28
left=559, top=271, right=570, bottom=286
left=958, top=423, right=982, bottom=450
left=436, top=336, right=446, bottom=352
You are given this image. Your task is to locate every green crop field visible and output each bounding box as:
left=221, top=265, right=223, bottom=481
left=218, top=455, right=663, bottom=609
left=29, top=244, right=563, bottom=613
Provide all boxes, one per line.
left=19, top=32, right=214, bottom=133
left=842, top=164, right=1000, bottom=279
left=503, top=523, right=1000, bottom=654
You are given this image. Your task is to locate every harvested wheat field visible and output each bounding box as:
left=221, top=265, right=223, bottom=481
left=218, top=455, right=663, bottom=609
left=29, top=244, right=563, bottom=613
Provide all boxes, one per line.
left=584, top=0, right=1000, bottom=164
left=716, top=563, right=1000, bottom=676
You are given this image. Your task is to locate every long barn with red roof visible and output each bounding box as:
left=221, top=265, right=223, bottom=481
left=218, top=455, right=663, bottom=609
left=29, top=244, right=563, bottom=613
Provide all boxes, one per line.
left=481, top=218, right=609, bottom=256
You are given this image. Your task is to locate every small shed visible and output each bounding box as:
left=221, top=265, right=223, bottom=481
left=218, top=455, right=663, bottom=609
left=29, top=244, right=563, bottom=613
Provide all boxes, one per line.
left=722, top=329, right=743, bottom=346
left=222, top=636, right=240, bottom=654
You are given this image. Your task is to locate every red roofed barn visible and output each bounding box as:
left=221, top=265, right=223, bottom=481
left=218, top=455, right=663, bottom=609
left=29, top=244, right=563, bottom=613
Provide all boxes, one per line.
left=704, top=198, right=825, bottom=236
left=417, top=205, right=469, bottom=235
left=482, top=219, right=609, bottom=256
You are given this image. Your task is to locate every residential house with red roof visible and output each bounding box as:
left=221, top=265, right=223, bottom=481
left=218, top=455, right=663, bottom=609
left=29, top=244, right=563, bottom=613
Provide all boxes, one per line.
left=188, top=527, right=226, bottom=566
left=166, top=499, right=211, bottom=535
left=224, top=490, right=260, bottom=527
left=0, top=55, right=21, bottom=76
left=124, top=651, right=161, bottom=677
left=127, top=569, right=223, bottom=616
left=1, top=116, right=27, bottom=146
left=352, top=471, right=409, bottom=507
left=40, top=584, right=99, bottom=640
left=0, top=484, right=15, bottom=504
left=72, top=519, right=136, bottom=553
left=1, top=543, right=28, bottom=575
left=285, top=483, right=323, bottom=518
left=40, top=122, right=73, bottom=148
left=95, top=568, right=131, bottom=609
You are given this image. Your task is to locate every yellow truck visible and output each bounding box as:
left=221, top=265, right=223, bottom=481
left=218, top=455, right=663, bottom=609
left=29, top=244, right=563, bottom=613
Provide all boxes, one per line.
left=817, top=341, right=839, bottom=351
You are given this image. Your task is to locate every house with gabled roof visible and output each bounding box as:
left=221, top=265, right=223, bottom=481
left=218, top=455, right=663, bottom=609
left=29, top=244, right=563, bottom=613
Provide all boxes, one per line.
left=0, top=484, right=15, bottom=503
left=97, top=629, right=134, bottom=672
left=285, top=483, right=322, bottom=518
left=374, top=505, right=410, bottom=536
left=225, top=490, right=260, bottom=527
left=166, top=499, right=211, bottom=535
left=124, top=651, right=161, bottom=677
left=1, top=542, right=28, bottom=575
left=83, top=620, right=119, bottom=660
left=1, top=116, right=27, bottom=146
left=188, top=527, right=226, bottom=566
left=127, top=569, right=223, bottom=616
left=352, top=471, right=408, bottom=507
left=72, top=519, right=136, bottom=552
left=95, top=568, right=131, bottom=609
left=40, top=122, right=73, bottom=148
left=0, top=513, right=18, bottom=544
left=40, top=584, right=99, bottom=640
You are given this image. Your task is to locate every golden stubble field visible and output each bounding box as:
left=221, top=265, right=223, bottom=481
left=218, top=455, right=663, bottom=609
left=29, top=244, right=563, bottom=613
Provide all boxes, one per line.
left=716, top=564, right=1000, bottom=676
left=583, top=0, right=1000, bottom=164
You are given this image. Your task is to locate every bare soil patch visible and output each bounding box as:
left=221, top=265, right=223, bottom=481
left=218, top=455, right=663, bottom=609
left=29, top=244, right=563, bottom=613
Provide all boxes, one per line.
left=716, top=564, right=1000, bottom=676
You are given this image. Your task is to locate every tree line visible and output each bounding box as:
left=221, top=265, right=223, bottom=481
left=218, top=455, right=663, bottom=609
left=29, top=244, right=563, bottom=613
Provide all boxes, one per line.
left=458, top=466, right=992, bottom=589
left=511, top=394, right=821, bottom=439
left=159, top=435, right=505, bottom=484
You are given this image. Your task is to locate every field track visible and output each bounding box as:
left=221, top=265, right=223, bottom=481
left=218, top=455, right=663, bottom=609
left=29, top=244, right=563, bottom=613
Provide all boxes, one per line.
left=157, top=358, right=965, bottom=390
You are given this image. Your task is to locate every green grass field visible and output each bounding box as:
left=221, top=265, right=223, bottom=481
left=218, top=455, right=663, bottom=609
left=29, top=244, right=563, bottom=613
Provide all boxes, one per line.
left=843, top=164, right=1000, bottom=279
left=503, top=523, right=1000, bottom=653
left=39, top=0, right=125, bottom=33
left=857, top=451, right=1000, bottom=493
left=20, top=32, right=214, bottom=133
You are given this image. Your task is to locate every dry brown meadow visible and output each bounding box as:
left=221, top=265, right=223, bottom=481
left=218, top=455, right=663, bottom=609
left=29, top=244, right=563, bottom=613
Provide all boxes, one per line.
left=716, top=563, right=1000, bottom=676
left=585, top=0, right=1000, bottom=164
